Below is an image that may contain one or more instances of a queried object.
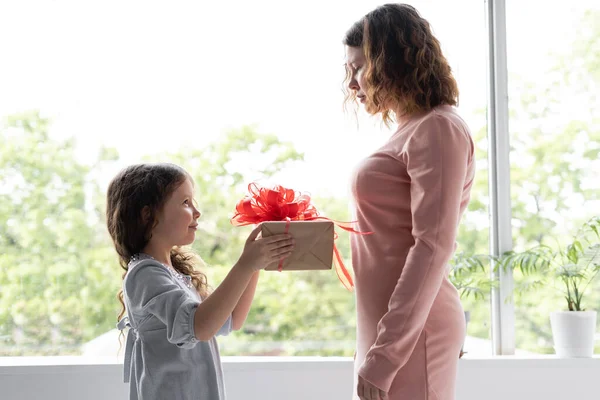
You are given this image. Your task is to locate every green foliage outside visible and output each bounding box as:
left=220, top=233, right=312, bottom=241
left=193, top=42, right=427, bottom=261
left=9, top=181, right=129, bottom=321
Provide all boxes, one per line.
left=0, top=10, right=599, bottom=356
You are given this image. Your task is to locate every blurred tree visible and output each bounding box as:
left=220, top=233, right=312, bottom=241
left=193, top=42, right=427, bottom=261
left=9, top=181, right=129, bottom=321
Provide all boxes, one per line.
left=0, top=111, right=119, bottom=355
left=1, top=10, right=598, bottom=357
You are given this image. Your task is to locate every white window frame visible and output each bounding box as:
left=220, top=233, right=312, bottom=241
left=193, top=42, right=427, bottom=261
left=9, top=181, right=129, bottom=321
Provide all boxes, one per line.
left=485, top=0, right=515, bottom=355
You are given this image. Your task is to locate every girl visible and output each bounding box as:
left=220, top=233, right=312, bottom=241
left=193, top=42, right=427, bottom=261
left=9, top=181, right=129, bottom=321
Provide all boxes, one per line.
left=344, top=4, right=475, bottom=400
left=106, top=163, right=294, bottom=400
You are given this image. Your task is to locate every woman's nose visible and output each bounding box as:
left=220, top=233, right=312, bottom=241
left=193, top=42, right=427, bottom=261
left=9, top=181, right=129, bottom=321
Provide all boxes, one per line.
left=348, top=77, right=359, bottom=91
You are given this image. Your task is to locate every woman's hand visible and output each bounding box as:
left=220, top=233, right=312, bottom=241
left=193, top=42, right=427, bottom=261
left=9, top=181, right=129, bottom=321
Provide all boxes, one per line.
left=237, top=224, right=294, bottom=271
left=357, top=375, right=388, bottom=400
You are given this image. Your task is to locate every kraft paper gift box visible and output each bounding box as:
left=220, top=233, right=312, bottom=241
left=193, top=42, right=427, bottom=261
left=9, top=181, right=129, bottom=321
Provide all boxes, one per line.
left=260, top=220, right=334, bottom=271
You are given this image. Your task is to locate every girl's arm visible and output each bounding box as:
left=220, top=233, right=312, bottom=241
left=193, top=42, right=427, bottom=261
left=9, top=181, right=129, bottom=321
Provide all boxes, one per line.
left=193, top=262, right=256, bottom=340
left=194, top=226, right=293, bottom=341
left=231, top=271, right=260, bottom=330
left=124, top=261, right=254, bottom=345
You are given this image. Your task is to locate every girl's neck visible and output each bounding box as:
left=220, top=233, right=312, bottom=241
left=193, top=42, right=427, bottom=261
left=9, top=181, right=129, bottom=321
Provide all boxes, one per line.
left=141, top=242, right=172, bottom=267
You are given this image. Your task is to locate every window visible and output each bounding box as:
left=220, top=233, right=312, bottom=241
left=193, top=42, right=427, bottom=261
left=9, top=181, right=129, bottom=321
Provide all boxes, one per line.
left=505, top=0, right=600, bottom=354
left=2, top=0, right=492, bottom=357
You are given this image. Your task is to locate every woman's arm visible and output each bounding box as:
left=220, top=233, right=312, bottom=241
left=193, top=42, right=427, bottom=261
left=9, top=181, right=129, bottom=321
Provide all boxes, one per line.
left=358, top=115, right=474, bottom=393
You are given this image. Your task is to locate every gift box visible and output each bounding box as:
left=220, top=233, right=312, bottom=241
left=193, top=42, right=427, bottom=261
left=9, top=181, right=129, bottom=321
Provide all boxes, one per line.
left=261, top=221, right=334, bottom=271
left=231, top=183, right=371, bottom=291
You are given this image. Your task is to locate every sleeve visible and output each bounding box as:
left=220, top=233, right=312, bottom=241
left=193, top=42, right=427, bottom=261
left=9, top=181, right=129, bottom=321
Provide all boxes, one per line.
left=125, top=260, right=200, bottom=348
left=358, top=115, right=473, bottom=392
left=217, top=315, right=233, bottom=336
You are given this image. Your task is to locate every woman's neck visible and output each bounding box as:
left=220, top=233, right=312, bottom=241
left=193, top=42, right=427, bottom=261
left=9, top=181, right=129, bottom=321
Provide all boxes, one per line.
left=393, top=104, right=441, bottom=127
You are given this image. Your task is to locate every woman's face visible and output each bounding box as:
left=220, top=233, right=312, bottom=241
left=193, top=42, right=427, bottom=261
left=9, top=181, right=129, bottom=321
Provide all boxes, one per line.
left=345, top=45, right=368, bottom=104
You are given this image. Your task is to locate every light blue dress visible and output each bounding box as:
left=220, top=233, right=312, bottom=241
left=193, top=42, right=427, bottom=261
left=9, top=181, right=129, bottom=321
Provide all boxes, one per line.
left=118, top=253, right=232, bottom=400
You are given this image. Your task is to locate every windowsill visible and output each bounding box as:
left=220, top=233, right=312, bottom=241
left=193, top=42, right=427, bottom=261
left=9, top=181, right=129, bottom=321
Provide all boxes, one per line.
left=1, top=354, right=599, bottom=368
left=2, top=355, right=600, bottom=400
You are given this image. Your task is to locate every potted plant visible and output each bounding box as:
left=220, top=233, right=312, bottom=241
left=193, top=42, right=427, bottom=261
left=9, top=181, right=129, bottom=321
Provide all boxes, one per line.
left=449, top=252, right=496, bottom=302
left=498, top=216, right=600, bottom=357
left=448, top=252, right=496, bottom=357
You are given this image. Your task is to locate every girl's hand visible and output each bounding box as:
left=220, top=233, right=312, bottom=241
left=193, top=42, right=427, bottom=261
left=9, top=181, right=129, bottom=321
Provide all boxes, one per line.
left=237, top=224, right=294, bottom=272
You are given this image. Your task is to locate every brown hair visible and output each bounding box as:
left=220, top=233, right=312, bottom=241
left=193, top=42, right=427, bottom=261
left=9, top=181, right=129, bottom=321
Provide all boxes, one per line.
left=343, top=3, right=459, bottom=124
left=106, top=163, right=209, bottom=324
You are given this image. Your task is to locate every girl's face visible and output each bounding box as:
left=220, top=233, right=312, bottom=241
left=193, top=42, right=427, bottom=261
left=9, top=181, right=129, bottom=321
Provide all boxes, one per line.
left=151, top=178, right=201, bottom=248
left=345, top=45, right=368, bottom=105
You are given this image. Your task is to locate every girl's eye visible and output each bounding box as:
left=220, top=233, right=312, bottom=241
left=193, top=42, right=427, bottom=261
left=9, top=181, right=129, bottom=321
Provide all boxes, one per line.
left=183, top=199, right=189, bottom=205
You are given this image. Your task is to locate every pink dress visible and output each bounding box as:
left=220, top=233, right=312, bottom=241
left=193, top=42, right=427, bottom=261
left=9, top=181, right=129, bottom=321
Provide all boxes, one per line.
left=350, top=105, right=475, bottom=400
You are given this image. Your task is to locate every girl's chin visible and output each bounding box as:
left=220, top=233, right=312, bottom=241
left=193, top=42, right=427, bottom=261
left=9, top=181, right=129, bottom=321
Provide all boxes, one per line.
left=176, top=235, right=196, bottom=247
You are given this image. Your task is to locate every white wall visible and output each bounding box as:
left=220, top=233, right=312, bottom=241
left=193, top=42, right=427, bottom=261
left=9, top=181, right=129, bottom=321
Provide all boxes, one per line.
left=1, top=356, right=599, bottom=400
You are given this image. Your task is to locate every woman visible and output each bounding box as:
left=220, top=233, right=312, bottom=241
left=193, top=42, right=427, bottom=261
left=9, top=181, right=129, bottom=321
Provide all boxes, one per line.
left=345, top=4, right=475, bottom=400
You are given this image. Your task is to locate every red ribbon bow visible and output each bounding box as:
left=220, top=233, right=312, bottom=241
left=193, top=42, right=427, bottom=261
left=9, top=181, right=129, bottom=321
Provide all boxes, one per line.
left=230, top=183, right=371, bottom=291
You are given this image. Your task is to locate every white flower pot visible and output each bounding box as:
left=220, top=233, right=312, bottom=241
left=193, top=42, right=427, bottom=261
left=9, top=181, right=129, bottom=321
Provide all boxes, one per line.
left=461, top=310, right=470, bottom=354
left=550, top=311, right=597, bottom=358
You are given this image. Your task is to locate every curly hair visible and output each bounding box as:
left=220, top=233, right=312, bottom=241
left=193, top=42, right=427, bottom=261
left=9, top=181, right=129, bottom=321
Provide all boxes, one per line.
left=343, top=3, right=459, bottom=124
left=105, top=163, right=210, bottom=325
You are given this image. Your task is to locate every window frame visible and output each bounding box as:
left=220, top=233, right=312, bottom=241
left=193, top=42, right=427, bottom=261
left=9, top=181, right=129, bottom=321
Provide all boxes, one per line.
left=485, top=0, right=516, bottom=355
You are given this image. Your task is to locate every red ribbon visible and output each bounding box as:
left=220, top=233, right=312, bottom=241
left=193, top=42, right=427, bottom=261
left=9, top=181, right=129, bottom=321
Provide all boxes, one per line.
left=230, top=183, right=372, bottom=291
left=279, top=219, right=292, bottom=272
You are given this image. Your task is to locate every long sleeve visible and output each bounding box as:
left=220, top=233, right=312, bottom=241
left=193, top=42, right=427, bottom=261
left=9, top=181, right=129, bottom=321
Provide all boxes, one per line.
left=358, top=115, right=473, bottom=392
left=121, top=258, right=233, bottom=399
left=125, top=260, right=201, bottom=348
